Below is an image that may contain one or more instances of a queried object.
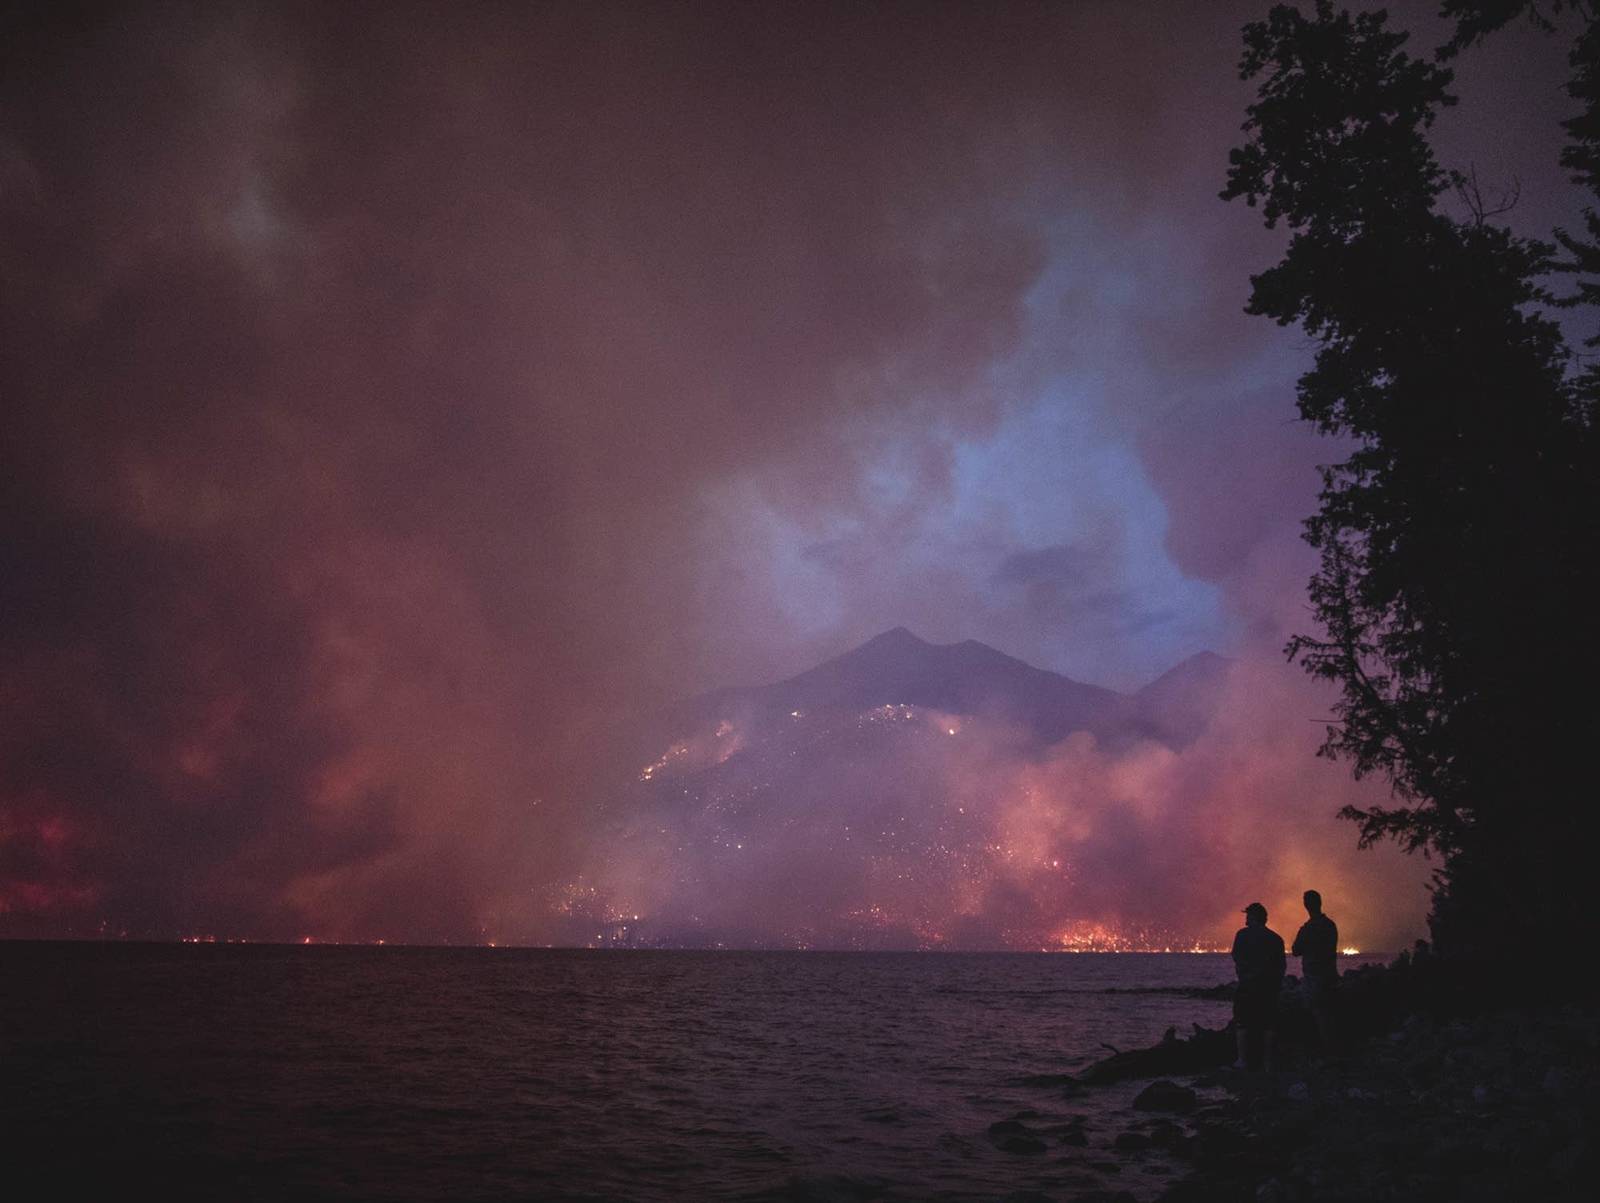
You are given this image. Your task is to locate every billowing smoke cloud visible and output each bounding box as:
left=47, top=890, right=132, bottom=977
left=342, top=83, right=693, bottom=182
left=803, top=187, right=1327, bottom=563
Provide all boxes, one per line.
left=987, top=659, right=1430, bottom=952
left=0, top=2, right=1570, bottom=944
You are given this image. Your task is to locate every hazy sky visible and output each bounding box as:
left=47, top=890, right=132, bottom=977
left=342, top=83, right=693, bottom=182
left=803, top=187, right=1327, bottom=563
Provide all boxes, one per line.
left=0, top=1, right=1579, bottom=948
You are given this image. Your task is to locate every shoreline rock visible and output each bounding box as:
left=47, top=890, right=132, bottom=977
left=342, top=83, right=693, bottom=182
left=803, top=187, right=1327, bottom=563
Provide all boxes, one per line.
left=1070, top=955, right=1599, bottom=1202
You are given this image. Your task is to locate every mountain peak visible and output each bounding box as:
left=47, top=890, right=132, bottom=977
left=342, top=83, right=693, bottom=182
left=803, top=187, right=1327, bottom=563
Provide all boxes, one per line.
left=863, top=626, right=926, bottom=648
left=1135, top=650, right=1232, bottom=747
left=1137, top=650, right=1231, bottom=695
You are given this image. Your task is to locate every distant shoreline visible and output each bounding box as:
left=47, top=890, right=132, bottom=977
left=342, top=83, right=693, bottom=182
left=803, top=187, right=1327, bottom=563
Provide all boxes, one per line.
left=0, top=936, right=1387, bottom=957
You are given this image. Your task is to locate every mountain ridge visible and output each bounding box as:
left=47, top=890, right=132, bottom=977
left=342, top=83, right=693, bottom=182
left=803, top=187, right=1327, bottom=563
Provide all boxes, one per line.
left=680, top=627, right=1227, bottom=747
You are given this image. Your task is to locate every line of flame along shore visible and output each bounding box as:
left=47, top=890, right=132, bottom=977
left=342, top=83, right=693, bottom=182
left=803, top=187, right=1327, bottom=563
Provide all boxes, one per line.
left=169, top=933, right=1362, bottom=954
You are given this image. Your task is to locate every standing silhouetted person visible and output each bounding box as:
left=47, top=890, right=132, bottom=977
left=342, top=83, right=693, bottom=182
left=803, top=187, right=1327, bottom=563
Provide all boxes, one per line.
left=1292, top=889, right=1339, bottom=1051
left=1231, top=901, right=1285, bottom=1071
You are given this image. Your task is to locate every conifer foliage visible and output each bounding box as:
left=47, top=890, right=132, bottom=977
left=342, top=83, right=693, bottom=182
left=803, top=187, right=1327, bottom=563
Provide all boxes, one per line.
left=1224, top=2, right=1599, bottom=956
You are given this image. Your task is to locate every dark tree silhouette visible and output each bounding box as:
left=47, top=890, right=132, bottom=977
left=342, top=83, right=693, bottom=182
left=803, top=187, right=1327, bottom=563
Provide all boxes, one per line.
left=1447, top=3, right=1600, bottom=399
left=1224, top=2, right=1600, bottom=958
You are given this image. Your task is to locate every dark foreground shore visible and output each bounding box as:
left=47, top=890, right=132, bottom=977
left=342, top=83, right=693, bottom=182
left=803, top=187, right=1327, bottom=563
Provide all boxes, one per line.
left=1053, top=955, right=1598, bottom=1203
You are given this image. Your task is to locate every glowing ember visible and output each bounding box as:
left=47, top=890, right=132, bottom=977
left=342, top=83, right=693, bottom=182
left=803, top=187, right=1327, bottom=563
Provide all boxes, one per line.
left=639, top=742, right=690, bottom=781
left=638, top=719, right=741, bottom=780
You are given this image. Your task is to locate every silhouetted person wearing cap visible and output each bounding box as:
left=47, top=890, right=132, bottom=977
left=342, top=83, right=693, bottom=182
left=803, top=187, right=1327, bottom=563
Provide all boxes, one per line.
left=1231, top=901, right=1285, bottom=1071
left=1292, top=889, right=1339, bottom=1051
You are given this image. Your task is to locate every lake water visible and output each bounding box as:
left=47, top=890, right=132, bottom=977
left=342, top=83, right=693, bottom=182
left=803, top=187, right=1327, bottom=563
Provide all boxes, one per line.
left=1, top=944, right=1378, bottom=1200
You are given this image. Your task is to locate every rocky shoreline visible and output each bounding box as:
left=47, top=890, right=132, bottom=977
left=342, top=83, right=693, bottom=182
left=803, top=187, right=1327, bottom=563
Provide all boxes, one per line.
left=1052, top=954, right=1600, bottom=1202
